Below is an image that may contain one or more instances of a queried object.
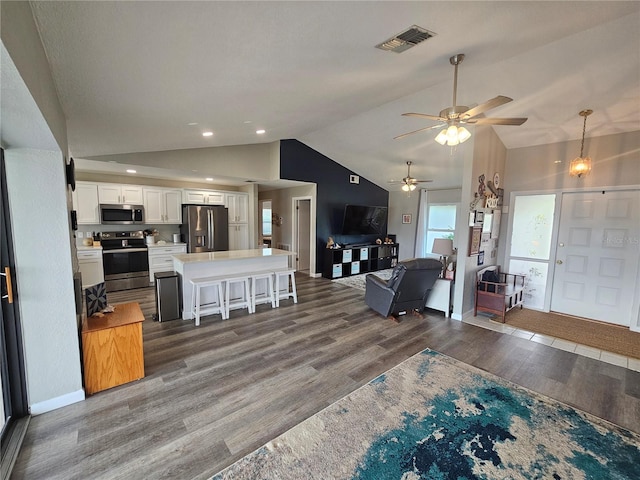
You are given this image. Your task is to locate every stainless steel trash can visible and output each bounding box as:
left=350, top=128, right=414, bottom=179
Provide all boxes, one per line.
left=154, top=271, right=181, bottom=322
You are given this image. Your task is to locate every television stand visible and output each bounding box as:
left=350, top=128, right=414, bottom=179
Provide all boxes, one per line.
left=322, top=243, right=398, bottom=279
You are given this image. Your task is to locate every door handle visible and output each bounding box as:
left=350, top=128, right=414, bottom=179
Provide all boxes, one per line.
left=1, top=266, right=14, bottom=303
left=556, top=260, right=563, bottom=265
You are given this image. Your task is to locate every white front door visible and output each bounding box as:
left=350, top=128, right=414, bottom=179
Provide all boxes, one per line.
left=550, top=190, right=640, bottom=326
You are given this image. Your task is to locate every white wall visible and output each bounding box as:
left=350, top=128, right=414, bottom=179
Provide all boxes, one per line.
left=5, top=149, right=84, bottom=413
left=388, top=190, right=420, bottom=260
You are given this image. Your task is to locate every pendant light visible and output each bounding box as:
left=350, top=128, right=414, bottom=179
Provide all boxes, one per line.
left=569, top=109, right=593, bottom=178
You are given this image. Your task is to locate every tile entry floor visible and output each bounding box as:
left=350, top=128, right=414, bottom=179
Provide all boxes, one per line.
left=464, top=314, right=640, bottom=373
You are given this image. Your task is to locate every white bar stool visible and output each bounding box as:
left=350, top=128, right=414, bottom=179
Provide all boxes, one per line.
left=190, top=276, right=226, bottom=326
left=274, top=268, right=298, bottom=307
left=249, top=270, right=276, bottom=312
left=224, top=275, right=253, bottom=318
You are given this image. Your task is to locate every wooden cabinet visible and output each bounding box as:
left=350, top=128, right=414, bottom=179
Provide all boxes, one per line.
left=81, top=302, right=145, bottom=395
left=225, top=193, right=248, bottom=223
left=77, top=248, right=104, bottom=288
left=322, top=244, right=398, bottom=279
left=98, top=184, right=143, bottom=205
left=147, top=244, right=187, bottom=283
left=143, top=188, right=182, bottom=224
left=183, top=189, right=225, bottom=205
left=72, top=182, right=100, bottom=224
left=229, top=223, right=249, bottom=250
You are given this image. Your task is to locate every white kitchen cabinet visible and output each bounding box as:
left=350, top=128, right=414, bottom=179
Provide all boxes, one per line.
left=147, top=244, right=187, bottom=283
left=225, top=193, right=248, bottom=223
left=183, top=189, right=225, bottom=205
left=98, top=183, right=143, bottom=205
left=77, top=248, right=104, bottom=288
left=143, top=188, right=182, bottom=224
left=73, top=182, right=100, bottom=224
left=228, top=223, right=249, bottom=250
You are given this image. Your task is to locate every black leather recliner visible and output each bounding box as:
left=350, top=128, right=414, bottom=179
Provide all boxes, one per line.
left=364, top=258, right=443, bottom=318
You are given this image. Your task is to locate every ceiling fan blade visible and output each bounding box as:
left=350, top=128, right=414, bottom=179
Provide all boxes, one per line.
left=401, top=112, right=447, bottom=122
left=412, top=179, right=433, bottom=183
left=466, top=117, right=528, bottom=126
left=460, top=95, right=512, bottom=120
left=394, top=124, right=442, bottom=140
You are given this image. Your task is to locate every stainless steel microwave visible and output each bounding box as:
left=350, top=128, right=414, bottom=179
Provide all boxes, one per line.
left=100, top=204, right=145, bottom=225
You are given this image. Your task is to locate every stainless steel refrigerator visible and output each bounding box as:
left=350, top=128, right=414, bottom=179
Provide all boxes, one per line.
left=180, top=205, right=229, bottom=253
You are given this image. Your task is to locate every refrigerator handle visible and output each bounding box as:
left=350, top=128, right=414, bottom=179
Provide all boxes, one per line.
left=208, top=209, right=213, bottom=250
left=210, top=210, right=216, bottom=250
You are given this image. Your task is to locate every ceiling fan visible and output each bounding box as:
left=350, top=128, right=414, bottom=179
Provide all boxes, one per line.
left=394, top=54, right=527, bottom=145
left=389, top=161, right=432, bottom=191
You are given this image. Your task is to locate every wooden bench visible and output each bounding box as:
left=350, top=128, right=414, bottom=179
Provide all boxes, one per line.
left=474, top=266, right=525, bottom=323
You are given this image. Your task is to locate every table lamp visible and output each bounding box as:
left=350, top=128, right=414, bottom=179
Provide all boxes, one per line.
left=432, top=238, right=454, bottom=277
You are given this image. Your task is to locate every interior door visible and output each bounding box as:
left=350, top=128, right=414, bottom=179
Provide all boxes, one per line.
left=550, top=190, right=640, bottom=325
left=0, top=149, right=29, bottom=450
left=296, top=199, right=311, bottom=272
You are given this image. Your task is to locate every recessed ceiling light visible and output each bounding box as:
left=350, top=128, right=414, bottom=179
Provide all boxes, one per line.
left=202, top=131, right=213, bottom=137
left=244, top=120, right=252, bottom=124
left=206, top=177, right=214, bottom=181
left=256, top=129, right=266, bottom=135
left=188, top=122, right=198, bottom=126
left=126, top=169, right=137, bottom=174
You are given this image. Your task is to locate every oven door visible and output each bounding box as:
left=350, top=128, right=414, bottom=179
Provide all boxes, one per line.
left=102, top=248, right=150, bottom=291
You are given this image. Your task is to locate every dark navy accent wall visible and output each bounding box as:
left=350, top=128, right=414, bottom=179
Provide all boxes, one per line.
left=280, top=139, right=389, bottom=274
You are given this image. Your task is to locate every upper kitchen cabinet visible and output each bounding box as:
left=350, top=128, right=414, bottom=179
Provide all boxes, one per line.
left=72, top=181, right=100, bottom=224
left=143, top=188, right=182, bottom=224
left=98, top=183, right=144, bottom=205
left=226, top=193, right=249, bottom=223
left=183, top=189, right=225, bottom=205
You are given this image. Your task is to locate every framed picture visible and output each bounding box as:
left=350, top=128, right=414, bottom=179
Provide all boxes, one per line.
left=469, top=227, right=481, bottom=256
left=402, top=214, right=412, bottom=224
left=477, top=250, right=485, bottom=266
left=474, top=210, right=484, bottom=226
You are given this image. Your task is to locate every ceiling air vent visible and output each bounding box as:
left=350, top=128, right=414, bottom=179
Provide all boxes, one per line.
left=376, top=25, right=435, bottom=53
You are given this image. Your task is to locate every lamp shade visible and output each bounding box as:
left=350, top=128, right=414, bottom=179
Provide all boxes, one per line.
left=432, top=238, right=453, bottom=256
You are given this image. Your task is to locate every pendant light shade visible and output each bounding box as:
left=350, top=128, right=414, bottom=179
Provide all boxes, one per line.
left=570, top=109, right=593, bottom=178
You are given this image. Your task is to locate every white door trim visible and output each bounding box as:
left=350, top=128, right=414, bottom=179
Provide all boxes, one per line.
left=291, top=195, right=316, bottom=276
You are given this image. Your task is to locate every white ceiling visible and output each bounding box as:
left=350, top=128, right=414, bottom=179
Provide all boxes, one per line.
left=9, top=1, right=640, bottom=190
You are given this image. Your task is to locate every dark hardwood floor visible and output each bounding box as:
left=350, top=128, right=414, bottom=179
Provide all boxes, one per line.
left=11, top=274, right=640, bottom=479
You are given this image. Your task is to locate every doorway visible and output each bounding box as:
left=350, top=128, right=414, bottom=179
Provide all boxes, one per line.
left=506, top=189, right=640, bottom=327
left=260, top=200, right=272, bottom=247
left=1, top=149, right=29, bottom=470
left=550, top=190, right=640, bottom=326
left=292, top=198, right=312, bottom=273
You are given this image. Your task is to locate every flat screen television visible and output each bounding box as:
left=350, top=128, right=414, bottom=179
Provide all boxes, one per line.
left=341, top=204, right=388, bottom=235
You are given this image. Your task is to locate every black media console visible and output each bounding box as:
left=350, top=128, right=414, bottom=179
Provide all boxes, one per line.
left=322, top=243, right=398, bottom=279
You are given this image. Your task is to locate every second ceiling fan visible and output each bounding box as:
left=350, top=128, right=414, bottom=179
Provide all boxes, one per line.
left=389, top=161, right=432, bottom=191
left=395, top=54, right=527, bottom=145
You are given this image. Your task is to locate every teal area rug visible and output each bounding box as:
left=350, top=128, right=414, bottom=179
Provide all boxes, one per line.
left=212, top=350, right=640, bottom=479
left=332, top=269, right=393, bottom=292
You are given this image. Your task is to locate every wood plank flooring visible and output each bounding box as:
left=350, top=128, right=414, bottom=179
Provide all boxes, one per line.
left=11, top=274, right=640, bottom=479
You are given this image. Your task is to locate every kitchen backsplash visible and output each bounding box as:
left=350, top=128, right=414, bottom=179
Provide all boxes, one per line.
left=75, top=224, right=181, bottom=247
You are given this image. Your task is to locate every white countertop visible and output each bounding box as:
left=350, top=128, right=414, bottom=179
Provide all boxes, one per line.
left=77, top=245, right=103, bottom=251
left=146, top=242, right=186, bottom=248
left=173, top=248, right=295, bottom=264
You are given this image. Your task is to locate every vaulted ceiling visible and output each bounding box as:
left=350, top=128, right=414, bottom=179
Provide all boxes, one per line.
left=9, top=2, right=640, bottom=190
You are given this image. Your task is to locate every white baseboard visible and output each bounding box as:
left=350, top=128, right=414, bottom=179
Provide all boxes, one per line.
left=30, top=389, right=85, bottom=415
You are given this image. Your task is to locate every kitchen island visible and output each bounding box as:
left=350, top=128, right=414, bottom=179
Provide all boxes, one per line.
left=172, top=248, right=295, bottom=320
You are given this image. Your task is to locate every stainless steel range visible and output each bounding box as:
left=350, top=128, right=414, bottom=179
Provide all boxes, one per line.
left=101, top=231, right=149, bottom=292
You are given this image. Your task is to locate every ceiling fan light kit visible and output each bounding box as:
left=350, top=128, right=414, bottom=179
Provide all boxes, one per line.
left=396, top=53, right=527, bottom=145
left=389, top=161, right=432, bottom=193
left=569, top=109, right=593, bottom=178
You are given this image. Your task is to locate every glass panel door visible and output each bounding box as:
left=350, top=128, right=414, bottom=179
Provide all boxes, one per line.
left=506, top=194, right=557, bottom=310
